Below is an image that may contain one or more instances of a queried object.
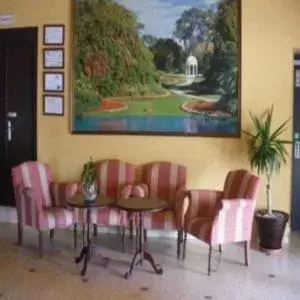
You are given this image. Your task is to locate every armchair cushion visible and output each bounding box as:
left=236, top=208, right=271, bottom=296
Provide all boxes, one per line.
left=40, top=207, right=74, bottom=230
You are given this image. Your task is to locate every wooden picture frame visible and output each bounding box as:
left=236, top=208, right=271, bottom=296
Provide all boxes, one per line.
left=43, top=72, right=64, bottom=93
left=43, top=24, right=65, bottom=46
left=71, top=0, right=241, bottom=137
left=43, top=95, right=64, bottom=116
left=43, top=48, right=65, bottom=69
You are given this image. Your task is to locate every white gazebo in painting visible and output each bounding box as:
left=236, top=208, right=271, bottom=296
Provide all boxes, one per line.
left=185, top=54, right=198, bottom=77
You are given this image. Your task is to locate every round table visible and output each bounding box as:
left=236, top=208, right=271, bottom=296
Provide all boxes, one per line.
left=67, top=194, right=115, bottom=276
left=116, top=197, right=167, bottom=279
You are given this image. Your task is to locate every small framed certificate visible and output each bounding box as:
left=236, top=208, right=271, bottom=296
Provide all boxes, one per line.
left=43, top=95, right=64, bottom=116
left=43, top=72, right=64, bottom=93
left=43, top=48, right=64, bottom=69
left=43, top=24, right=65, bottom=45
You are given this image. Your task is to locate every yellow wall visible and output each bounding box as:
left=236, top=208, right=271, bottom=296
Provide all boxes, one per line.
left=0, top=0, right=299, bottom=214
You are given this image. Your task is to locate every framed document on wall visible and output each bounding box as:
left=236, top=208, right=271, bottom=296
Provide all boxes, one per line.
left=43, top=48, right=64, bottom=69
left=43, top=24, right=65, bottom=45
left=43, top=72, right=64, bottom=93
left=43, top=95, right=64, bottom=116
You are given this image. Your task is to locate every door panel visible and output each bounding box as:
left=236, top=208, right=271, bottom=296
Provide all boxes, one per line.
left=0, top=27, right=37, bottom=206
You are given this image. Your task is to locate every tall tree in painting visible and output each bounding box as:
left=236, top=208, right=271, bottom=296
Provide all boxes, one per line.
left=205, top=0, right=238, bottom=114
left=74, top=0, right=160, bottom=116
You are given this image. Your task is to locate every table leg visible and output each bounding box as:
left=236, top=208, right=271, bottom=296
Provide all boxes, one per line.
left=75, top=207, right=109, bottom=276
left=75, top=207, right=91, bottom=276
left=125, top=212, right=163, bottom=279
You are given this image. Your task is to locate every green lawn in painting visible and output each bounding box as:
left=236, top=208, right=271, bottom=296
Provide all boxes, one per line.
left=86, top=92, right=220, bottom=118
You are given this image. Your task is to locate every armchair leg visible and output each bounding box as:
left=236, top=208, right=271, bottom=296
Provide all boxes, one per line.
left=82, top=224, right=86, bottom=247
left=50, top=229, right=54, bottom=241
left=182, top=231, right=187, bottom=260
left=208, top=245, right=212, bottom=276
left=17, top=221, right=23, bottom=246
left=38, top=230, right=43, bottom=258
left=135, top=227, right=138, bottom=247
left=244, top=240, right=249, bottom=267
left=73, top=223, right=77, bottom=249
left=177, top=230, right=183, bottom=259
left=121, top=226, right=125, bottom=253
left=93, top=224, right=98, bottom=237
left=144, top=229, right=147, bottom=244
left=219, top=244, right=222, bottom=254
left=129, top=218, right=133, bottom=242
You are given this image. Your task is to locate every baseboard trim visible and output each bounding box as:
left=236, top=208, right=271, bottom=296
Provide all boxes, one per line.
left=0, top=205, right=17, bottom=223
left=0, top=206, right=290, bottom=243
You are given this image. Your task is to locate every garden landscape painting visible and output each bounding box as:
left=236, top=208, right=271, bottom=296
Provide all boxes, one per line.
left=72, top=0, right=240, bottom=136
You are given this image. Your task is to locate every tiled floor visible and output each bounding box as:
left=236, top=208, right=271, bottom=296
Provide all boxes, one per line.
left=0, top=223, right=300, bottom=300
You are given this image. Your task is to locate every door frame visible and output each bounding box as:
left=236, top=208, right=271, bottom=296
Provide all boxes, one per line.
left=0, top=26, right=38, bottom=206
left=291, top=52, right=300, bottom=231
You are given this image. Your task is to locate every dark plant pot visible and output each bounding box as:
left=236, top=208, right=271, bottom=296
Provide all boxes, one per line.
left=255, top=209, right=289, bottom=250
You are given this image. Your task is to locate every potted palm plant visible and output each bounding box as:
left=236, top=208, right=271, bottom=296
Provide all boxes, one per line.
left=81, top=157, right=97, bottom=201
left=244, top=106, right=292, bottom=252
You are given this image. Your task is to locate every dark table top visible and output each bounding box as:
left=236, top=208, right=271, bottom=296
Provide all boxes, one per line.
left=116, top=197, right=167, bottom=213
left=67, top=194, right=115, bottom=208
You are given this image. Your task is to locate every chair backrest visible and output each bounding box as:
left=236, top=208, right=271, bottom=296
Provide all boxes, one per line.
left=223, top=169, right=260, bottom=200
left=95, top=159, right=135, bottom=198
left=11, top=161, right=53, bottom=208
left=142, top=162, right=186, bottom=208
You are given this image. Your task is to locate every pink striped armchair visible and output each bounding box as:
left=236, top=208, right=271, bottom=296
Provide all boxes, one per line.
left=132, top=162, right=188, bottom=258
left=183, top=169, right=260, bottom=275
left=74, top=159, right=136, bottom=252
left=11, top=161, right=78, bottom=258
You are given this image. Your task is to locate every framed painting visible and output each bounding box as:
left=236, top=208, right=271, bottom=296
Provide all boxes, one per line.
left=72, top=0, right=241, bottom=137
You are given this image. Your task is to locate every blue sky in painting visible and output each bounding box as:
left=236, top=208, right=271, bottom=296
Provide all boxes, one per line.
left=115, top=0, right=219, bottom=39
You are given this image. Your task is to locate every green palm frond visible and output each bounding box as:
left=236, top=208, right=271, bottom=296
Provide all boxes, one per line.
left=243, top=106, right=292, bottom=180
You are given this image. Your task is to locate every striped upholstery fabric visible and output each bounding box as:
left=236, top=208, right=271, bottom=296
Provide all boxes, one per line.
left=132, top=162, right=187, bottom=230
left=12, top=161, right=77, bottom=230
left=75, top=159, right=135, bottom=226
left=50, top=182, right=78, bottom=207
left=185, top=169, right=260, bottom=245
left=143, top=210, right=177, bottom=230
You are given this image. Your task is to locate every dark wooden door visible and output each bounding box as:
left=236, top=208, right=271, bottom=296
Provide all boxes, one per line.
left=0, top=27, right=37, bottom=207
left=291, top=53, right=300, bottom=231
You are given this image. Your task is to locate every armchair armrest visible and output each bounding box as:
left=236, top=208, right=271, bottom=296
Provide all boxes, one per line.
left=220, top=198, right=255, bottom=211
left=132, top=183, right=149, bottom=198
left=50, top=181, right=78, bottom=206
left=209, top=198, right=256, bottom=244
left=174, top=186, right=189, bottom=229
left=186, top=189, right=223, bottom=221
left=15, top=186, right=44, bottom=227
left=119, top=184, right=134, bottom=199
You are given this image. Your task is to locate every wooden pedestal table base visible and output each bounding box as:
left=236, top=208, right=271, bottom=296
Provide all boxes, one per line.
left=115, top=197, right=167, bottom=279
left=125, top=211, right=163, bottom=278
left=67, top=194, right=114, bottom=276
